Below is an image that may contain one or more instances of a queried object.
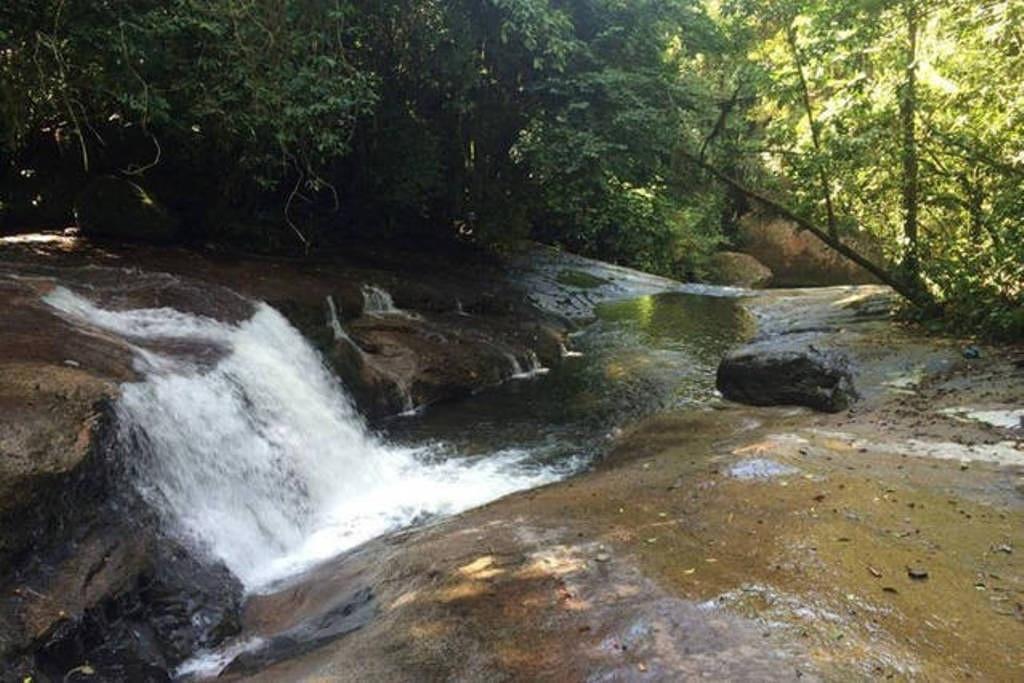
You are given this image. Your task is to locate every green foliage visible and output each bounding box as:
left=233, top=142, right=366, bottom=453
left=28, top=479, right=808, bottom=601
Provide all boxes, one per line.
left=2, top=0, right=1022, bottom=338
left=714, top=0, right=1024, bottom=338
left=1, top=1, right=377, bottom=202
left=513, top=0, right=727, bottom=276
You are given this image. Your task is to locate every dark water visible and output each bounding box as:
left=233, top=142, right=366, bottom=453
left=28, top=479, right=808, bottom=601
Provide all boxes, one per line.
left=384, top=292, right=754, bottom=467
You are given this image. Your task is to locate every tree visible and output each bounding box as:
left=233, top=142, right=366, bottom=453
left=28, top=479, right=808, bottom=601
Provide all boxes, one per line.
left=701, top=0, right=1023, bottom=334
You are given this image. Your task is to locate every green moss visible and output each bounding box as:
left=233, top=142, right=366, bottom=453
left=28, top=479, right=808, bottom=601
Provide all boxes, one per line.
left=556, top=269, right=611, bottom=289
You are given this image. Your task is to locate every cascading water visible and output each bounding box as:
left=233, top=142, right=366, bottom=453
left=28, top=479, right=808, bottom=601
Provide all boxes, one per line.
left=507, top=349, right=550, bottom=380
left=43, top=286, right=565, bottom=592
left=325, top=294, right=351, bottom=343
left=361, top=284, right=403, bottom=315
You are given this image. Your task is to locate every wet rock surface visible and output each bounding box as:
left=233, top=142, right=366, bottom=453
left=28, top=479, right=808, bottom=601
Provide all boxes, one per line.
left=23, top=534, right=242, bottom=682
left=0, top=277, right=244, bottom=679
left=222, top=518, right=815, bottom=682
left=716, top=341, right=858, bottom=412
left=0, top=235, right=585, bottom=679
left=3, top=234, right=1022, bottom=682
left=0, top=235, right=574, bottom=420
left=226, top=341, right=1024, bottom=682
left=223, top=587, right=375, bottom=676
left=193, top=284, right=1023, bottom=682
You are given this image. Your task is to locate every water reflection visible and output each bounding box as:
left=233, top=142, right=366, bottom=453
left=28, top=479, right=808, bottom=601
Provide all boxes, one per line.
left=385, top=292, right=754, bottom=467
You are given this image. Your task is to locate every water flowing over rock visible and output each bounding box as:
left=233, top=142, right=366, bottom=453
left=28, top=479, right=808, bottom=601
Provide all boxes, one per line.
left=43, top=286, right=564, bottom=591
left=361, top=284, right=403, bottom=315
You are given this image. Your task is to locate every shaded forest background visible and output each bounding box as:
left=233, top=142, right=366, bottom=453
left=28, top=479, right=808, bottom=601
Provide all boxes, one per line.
left=1, top=0, right=1022, bottom=337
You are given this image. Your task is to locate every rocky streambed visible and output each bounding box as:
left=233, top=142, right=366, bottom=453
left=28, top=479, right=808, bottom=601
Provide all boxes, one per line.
left=2, top=233, right=1022, bottom=681
left=208, top=288, right=1024, bottom=681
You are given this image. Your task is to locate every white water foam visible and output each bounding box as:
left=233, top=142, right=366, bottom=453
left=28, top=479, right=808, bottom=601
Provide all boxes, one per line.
left=509, top=349, right=550, bottom=380
left=44, top=286, right=566, bottom=592
left=361, top=283, right=407, bottom=316
left=325, top=294, right=351, bottom=343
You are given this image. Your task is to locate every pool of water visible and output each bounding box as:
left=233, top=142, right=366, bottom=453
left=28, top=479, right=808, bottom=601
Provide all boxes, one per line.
left=385, top=292, right=755, bottom=467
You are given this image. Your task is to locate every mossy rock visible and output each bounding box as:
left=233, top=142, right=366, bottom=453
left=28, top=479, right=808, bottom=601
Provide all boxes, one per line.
left=738, top=212, right=881, bottom=286
left=75, top=176, right=180, bottom=243
left=556, top=269, right=611, bottom=289
left=705, top=252, right=773, bottom=288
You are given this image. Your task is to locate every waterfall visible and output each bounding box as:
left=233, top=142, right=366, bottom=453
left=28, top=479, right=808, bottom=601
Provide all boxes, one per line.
left=325, top=294, right=351, bottom=343
left=44, top=286, right=563, bottom=592
left=361, top=284, right=402, bottom=315
left=508, top=350, right=550, bottom=380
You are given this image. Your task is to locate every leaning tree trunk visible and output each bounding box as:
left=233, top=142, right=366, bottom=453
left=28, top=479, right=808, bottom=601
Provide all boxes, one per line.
left=680, top=151, right=936, bottom=309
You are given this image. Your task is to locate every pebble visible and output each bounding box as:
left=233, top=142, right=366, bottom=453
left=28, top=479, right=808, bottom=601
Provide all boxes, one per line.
left=907, top=566, right=929, bottom=580
left=595, top=553, right=611, bottom=563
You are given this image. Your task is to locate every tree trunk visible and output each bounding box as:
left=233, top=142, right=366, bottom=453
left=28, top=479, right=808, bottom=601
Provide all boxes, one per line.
left=786, top=26, right=838, bottom=240
left=681, top=151, right=936, bottom=308
left=900, top=3, right=920, bottom=278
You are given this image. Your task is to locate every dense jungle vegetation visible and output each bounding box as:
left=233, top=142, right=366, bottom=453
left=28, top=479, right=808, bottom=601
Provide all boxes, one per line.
left=1, top=1, right=1022, bottom=337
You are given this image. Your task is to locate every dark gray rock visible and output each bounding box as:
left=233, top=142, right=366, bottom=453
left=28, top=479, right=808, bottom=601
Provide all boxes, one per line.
left=716, top=343, right=857, bottom=413
left=223, top=587, right=375, bottom=675
left=28, top=537, right=242, bottom=682
left=75, top=176, right=180, bottom=244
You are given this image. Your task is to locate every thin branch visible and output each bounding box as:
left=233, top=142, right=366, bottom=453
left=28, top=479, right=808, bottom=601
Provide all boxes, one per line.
left=786, top=24, right=838, bottom=240
left=283, top=163, right=311, bottom=254
left=123, top=132, right=162, bottom=176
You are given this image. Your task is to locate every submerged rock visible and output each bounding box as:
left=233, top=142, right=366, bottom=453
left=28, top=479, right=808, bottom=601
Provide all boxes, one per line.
left=717, top=343, right=857, bottom=413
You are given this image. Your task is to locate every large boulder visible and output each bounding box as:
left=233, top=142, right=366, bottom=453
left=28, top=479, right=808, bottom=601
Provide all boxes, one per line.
left=738, top=212, right=882, bottom=287
left=75, top=176, right=181, bottom=244
left=705, top=252, right=773, bottom=288
left=716, top=343, right=857, bottom=412
left=275, top=284, right=569, bottom=419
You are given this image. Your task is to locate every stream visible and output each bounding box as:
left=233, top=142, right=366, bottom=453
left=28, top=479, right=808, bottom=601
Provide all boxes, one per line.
left=387, top=292, right=755, bottom=465
left=43, top=283, right=753, bottom=599
left=8, top=244, right=1024, bottom=681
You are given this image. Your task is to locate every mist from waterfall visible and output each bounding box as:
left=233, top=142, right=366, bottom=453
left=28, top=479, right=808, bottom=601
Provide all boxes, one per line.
left=44, top=287, right=565, bottom=592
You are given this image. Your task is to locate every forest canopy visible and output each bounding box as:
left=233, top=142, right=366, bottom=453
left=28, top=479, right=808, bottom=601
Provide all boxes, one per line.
left=1, top=0, right=1022, bottom=337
